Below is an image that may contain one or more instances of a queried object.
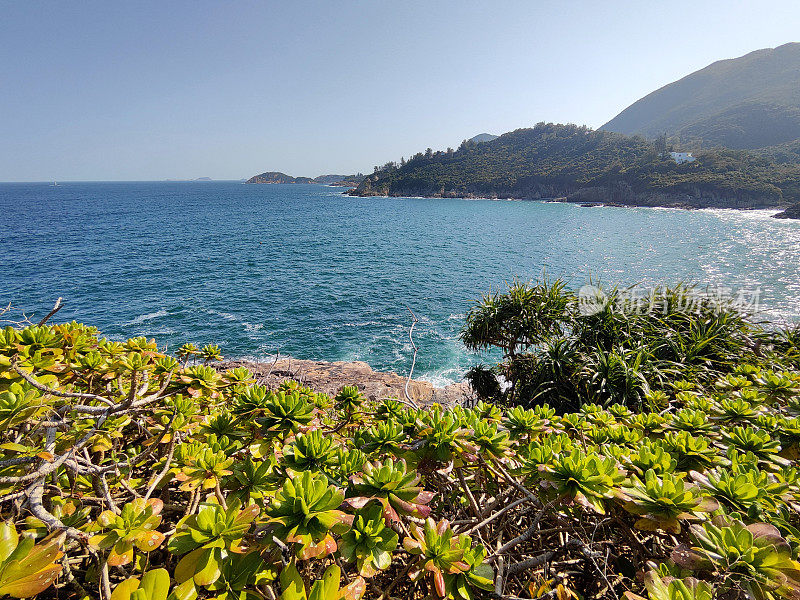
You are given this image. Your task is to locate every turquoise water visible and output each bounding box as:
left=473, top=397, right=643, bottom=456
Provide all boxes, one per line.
left=2, top=181, right=800, bottom=385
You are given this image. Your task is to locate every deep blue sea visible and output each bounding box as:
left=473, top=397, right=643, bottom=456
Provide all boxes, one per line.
left=3, top=181, right=800, bottom=385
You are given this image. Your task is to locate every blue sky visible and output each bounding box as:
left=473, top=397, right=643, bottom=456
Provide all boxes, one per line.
left=2, top=1, right=799, bottom=181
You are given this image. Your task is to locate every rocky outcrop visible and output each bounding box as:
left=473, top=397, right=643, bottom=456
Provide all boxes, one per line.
left=217, top=358, right=470, bottom=406
left=774, top=203, right=800, bottom=219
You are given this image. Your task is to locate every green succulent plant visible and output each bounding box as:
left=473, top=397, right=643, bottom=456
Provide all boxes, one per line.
left=335, top=385, right=365, bottom=416
left=257, top=392, right=316, bottom=437
left=283, top=429, right=337, bottom=473
left=333, top=447, right=367, bottom=479
left=109, top=569, right=196, bottom=600
left=403, top=518, right=468, bottom=599
left=662, top=432, right=718, bottom=472
left=755, top=370, right=800, bottom=403
left=542, top=448, right=625, bottom=514
left=625, top=442, right=678, bottom=476
left=174, top=444, right=234, bottom=492
left=502, top=406, right=545, bottom=440
left=714, top=397, right=758, bottom=423
left=416, top=410, right=472, bottom=464
left=200, top=344, right=223, bottom=363
left=0, top=521, right=64, bottom=599
left=670, top=409, right=714, bottom=435
left=339, top=505, right=398, bottom=577
left=629, top=570, right=714, bottom=600
left=630, top=412, right=667, bottom=435
left=622, top=470, right=717, bottom=533
left=347, top=458, right=434, bottom=522
left=443, top=534, right=494, bottom=600
left=692, top=465, right=788, bottom=515
left=674, top=517, right=800, bottom=599
left=180, top=365, right=222, bottom=398
left=279, top=562, right=366, bottom=600
left=200, top=411, right=244, bottom=440
left=266, top=471, right=349, bottom=559
left=168, top=500, right=260, bottom=587
left=359, top=419, right=406, bottom=455
left=230, top=456, right=279, bottom=504
left=0, top=382, right=49, bottom=430
left=466, top=416, right=510, bottom=458
left=721, top=427, right=789, bottom=468
left=88, top=498, right=166, bottom=566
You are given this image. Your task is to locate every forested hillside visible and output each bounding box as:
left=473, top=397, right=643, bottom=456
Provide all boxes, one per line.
left=350, top=123, right=800, bottom=208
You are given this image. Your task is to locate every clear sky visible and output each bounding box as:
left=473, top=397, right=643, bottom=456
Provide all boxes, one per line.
left=2, top=1, right=799, bottom=181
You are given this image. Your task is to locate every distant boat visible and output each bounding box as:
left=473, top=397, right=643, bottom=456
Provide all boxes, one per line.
left=51, top=181, right=58, bottom=186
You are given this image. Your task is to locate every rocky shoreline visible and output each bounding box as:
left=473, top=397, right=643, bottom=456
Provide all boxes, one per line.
left=345, top=188, right=798, bottom=217
left=218, top=357, right=471, bottom=406
left=774, top=203, right=800, bottom=219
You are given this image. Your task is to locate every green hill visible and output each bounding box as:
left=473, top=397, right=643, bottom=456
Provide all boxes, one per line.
left=601, top=42, right=800, bottom=150
left=350, top=123, right=800, bottom=208
left=245, top=171, right=314, bottom=184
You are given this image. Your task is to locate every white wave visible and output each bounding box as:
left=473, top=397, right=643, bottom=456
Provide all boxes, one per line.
left=125, top=309, right=167, bottom=326
left=207, top=309, right=238, bottom=321
left=417, top=367, right=466, bottom=388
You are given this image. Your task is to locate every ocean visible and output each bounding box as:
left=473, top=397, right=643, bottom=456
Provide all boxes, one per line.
left=3, top=181, right=800, bottom=385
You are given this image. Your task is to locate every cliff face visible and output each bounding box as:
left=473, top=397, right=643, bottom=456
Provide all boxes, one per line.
left=246, top=172, right=314, bottom=184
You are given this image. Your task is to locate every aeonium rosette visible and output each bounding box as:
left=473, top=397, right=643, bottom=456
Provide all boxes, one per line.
left=346, top=458, right=434, bottom=523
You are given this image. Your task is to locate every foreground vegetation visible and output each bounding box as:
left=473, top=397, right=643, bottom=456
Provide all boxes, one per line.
left=1, top=285, right=800, bottom=600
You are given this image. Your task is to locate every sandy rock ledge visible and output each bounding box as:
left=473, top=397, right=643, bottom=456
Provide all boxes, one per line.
left=218, top=358, right=471, bottom=406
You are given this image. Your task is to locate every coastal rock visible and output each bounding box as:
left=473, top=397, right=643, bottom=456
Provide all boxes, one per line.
left=217, top=358, right=471, bottom=406
left=774, top=203, right=800, bottom=219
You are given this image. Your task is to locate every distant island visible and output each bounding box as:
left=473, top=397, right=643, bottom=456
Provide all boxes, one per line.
left=246, top=171, right=364, bottom=186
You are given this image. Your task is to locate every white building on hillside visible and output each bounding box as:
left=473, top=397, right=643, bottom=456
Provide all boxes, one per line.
left=670, top=151, right=696, bottom=164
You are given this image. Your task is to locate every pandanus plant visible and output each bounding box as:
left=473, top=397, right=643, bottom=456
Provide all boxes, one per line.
left=347, top=458, right=434, bottom=522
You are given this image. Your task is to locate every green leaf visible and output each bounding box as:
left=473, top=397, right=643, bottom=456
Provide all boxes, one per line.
left=139, top=569, right=170, bottom=600
left=280, top=563, right=307, bottom=600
